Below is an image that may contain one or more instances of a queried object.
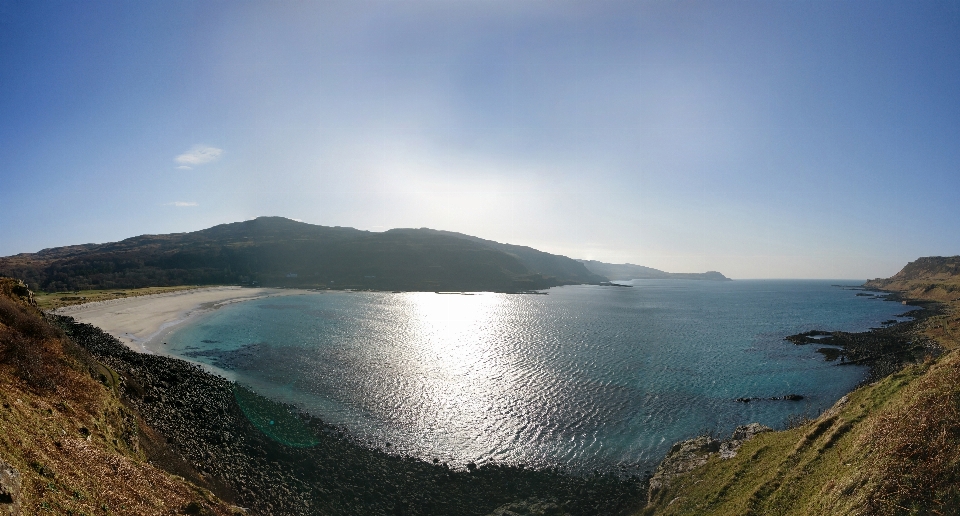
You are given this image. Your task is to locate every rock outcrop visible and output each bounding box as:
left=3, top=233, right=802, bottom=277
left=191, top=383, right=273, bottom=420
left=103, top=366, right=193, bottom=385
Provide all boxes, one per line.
left=648, top=436, right=720, bottom=493
left=648, top=424, right=772, bottom=498
left=718, top=423, right=772, bottom=460
left=0, top=458, right=23, bottom=516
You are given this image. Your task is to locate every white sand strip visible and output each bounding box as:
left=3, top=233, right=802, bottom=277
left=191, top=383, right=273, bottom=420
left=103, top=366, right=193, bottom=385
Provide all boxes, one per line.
left=51, top=286, right=309, bottom=354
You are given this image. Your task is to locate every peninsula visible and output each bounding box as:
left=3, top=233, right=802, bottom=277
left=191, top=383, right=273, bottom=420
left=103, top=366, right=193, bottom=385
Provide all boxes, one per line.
left=577, top=260, right=731, bottom=281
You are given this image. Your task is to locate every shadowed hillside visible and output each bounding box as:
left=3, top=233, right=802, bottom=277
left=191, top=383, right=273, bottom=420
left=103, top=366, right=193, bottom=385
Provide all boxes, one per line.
left=0, top=217, right=605, bottom=293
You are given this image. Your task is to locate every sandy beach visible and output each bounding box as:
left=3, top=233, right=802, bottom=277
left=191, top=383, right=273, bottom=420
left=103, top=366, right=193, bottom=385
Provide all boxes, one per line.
left=51, top=286, right=309, bottom=354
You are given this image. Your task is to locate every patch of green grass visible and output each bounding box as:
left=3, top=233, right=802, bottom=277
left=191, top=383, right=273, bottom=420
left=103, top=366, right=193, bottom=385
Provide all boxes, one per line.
left=641, top=357, right=937, bottom=516
left=34, top=286, right=205, bottom=311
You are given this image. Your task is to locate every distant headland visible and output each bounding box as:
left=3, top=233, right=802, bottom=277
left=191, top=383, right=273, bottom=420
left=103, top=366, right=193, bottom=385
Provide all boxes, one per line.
left=578, top=260, right=731, bottom=281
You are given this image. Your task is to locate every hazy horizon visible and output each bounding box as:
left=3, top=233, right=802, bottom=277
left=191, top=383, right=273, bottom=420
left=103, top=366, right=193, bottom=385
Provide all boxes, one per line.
left=3, top=1, right=960, bottom=279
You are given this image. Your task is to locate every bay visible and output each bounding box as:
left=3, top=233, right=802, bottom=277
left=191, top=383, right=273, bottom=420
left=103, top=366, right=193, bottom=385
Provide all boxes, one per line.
left=163, top=280, right=910, bottom=474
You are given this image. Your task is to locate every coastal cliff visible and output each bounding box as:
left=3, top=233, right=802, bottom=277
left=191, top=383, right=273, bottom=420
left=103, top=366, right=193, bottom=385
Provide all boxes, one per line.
left=865, top=256, right=960, bottom=303
left=639, top=257, right=960, bottom=515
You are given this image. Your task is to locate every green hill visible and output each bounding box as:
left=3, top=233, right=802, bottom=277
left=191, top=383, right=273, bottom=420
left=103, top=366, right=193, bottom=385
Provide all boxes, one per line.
left=0, top=217, right=605, bottom=292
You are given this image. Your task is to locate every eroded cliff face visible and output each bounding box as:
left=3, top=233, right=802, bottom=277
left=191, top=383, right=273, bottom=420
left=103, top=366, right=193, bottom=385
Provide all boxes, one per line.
left=865, top=256, right=960, bottom=302
left=0, top=277, right=240, bottom=515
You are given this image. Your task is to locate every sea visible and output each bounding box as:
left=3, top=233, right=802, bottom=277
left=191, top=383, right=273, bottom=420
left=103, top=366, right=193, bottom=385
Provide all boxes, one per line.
left=161, top=280, right=911, bottom=474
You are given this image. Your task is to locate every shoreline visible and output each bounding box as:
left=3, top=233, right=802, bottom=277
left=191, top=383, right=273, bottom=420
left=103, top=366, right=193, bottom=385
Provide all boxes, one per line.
left=785, top=290, right=943, bottom=384
left=52, top=314, right=646, bottom=515
left=50, top=286, right=311, bottom=354
left=49, top=281, right=931, bottom=513
left=645, top=288, right=945, bottom=503
left=55, top=282, right=917, bottom=455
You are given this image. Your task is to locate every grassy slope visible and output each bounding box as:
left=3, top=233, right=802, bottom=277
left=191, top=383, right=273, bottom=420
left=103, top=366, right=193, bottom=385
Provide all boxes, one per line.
left=0, top=278, right=239, bottom=515
left=641, top=268, right=960, bottom=515
left=33, top=285, right=203, bottom=311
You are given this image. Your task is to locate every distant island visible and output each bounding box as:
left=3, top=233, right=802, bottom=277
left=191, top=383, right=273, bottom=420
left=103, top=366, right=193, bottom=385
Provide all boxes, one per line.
left=578, top=260, right=731, bottom=281
left=0, top=217, right=730, bottom=293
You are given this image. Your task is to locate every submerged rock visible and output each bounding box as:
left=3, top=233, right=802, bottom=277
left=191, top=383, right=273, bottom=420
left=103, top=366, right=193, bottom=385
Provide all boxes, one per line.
left=487, top=497, right=569, bottom=516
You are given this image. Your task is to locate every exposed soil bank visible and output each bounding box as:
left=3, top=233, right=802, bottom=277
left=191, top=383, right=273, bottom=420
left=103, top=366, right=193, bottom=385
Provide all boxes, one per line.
left=52, top=315, right=646, bottom=516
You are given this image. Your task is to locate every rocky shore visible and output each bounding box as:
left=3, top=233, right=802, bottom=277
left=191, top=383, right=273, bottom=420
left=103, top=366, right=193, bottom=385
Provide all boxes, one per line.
left=52, top=315, right=646, bottom=516
left=639, top=288, right=952, bottom=513
left=785, top=293, right=943, bottom=383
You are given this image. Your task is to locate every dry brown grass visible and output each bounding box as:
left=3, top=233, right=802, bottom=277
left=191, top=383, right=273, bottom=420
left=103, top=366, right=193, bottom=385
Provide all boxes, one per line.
left=0, top=278, right=240, bottom=515
left=857, top=352, right=960, bottom=514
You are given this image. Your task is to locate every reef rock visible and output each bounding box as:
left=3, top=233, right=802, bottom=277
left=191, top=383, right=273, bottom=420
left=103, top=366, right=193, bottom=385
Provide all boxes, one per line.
left=487, top=497, right=570, bottom=516
left=648, top=436, right=721, bottom=492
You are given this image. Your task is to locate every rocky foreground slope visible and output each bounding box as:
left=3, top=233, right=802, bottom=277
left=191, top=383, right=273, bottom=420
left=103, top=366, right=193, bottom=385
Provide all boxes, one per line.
left=640, top=257, right=960, bottom=515
left=0, top=277, right=242, bottom=515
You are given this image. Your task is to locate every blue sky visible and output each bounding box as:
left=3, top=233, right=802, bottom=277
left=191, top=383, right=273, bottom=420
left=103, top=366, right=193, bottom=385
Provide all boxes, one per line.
left=2, top=1, right=959, bottom=279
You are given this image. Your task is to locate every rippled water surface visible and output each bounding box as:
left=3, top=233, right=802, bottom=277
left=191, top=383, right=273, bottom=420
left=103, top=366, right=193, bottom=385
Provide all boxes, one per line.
left=164, top=280, right=910, bottom=472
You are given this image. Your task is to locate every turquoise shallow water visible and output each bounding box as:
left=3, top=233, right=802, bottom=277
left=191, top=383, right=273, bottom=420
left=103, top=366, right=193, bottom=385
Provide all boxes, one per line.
left=163, top=280, right=911, bottom=473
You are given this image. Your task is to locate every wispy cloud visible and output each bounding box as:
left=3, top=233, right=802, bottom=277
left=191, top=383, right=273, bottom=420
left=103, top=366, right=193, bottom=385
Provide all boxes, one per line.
left=174, top=144, right=223, bottom=169
left=164, top=201, right=199, bottom=207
